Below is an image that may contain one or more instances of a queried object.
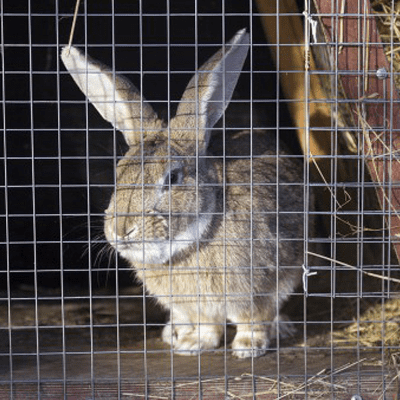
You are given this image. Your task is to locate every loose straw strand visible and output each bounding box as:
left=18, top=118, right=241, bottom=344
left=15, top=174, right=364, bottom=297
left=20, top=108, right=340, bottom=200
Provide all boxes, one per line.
left=66, top=0, right=81, bottom=52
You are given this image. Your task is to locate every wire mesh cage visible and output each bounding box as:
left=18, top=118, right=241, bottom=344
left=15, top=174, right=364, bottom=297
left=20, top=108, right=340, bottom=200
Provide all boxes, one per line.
left=1, top=0, right=400, bottom=398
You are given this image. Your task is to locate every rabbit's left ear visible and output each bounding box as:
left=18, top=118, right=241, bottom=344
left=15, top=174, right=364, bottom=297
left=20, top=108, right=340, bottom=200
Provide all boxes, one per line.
left=61, top=46, right=162, bottom=146
left=171, top=28, right=249, bottom=149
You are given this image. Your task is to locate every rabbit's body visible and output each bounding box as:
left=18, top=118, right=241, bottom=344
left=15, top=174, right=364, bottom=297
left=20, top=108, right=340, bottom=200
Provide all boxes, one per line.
left=108, top=129, right=306, bottom=358
left=62, top=29, right=310, bottom=358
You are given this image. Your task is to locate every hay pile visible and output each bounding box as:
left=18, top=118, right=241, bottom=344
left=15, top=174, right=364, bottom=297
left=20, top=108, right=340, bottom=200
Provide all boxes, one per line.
left=334, top=297, right=400, bottom=347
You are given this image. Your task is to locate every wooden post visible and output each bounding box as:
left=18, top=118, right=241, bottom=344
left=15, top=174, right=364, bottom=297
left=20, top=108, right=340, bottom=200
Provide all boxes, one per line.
left=254, top=0, right=333, bottom=158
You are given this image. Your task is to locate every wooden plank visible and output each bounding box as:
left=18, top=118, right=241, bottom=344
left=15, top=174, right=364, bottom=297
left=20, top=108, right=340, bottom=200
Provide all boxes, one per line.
left=314, top=0, right=400, bottom=262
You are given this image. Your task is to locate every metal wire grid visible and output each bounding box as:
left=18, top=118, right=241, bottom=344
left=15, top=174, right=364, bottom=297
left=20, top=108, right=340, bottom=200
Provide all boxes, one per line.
left=305, top=1, right=400, bottom=396
left=1, top=0, right=400, bottom=399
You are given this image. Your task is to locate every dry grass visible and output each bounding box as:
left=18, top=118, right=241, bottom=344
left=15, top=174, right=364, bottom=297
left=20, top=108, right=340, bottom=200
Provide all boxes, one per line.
left=333, top=297, right=400, bottom=347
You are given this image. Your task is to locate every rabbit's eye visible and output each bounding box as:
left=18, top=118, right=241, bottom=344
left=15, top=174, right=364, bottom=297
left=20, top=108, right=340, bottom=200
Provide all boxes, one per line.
left=171, top=171, right=181, bottom=185
left=164, top=169, right=182, bottom=188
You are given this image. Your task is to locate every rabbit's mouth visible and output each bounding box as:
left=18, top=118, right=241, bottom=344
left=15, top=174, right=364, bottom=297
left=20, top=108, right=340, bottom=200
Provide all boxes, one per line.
left=105, top=212, right=213, bottom=265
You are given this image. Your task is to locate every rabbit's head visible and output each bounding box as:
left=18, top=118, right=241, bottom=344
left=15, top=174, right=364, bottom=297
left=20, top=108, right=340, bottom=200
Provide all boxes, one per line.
left=61, top=29, right=249, bottom=265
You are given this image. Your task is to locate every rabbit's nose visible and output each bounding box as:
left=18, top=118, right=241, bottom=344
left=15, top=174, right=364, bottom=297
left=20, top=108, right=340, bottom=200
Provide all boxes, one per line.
left=113, top=211, right=169, bottom=242
left=143, top=213, right=169, bottom=241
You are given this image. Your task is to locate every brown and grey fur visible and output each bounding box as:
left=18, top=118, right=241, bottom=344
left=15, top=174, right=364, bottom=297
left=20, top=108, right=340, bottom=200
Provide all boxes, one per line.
left=61, top=29, right=309, bottom=358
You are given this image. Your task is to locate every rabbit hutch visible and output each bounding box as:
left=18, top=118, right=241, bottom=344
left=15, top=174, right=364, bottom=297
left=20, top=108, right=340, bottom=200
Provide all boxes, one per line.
left=1, top=0, right=400, bottom=398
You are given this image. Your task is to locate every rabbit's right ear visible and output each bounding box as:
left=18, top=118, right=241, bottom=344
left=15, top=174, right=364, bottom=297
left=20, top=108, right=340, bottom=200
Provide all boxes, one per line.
left=61, top=46, right=163, bottom=146
left=171, top=29, right=249, bottom=150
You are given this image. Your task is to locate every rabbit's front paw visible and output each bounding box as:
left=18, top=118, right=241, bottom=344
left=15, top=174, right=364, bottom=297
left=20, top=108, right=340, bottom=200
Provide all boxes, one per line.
left=174, top=330, right=222, bottom=356
left=161, top=321, right=177, bottom=346
left=162, top=322, right=222, bottom=356
left=231, top=330, right=269, bottom=359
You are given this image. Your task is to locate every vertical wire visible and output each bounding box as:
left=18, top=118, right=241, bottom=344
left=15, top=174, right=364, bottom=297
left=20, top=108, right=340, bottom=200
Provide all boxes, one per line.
left=358, top=2, right=368, bottom=394
left=381, top=37, right=389, bottom=400
left=275, top=0, right=282, bottom=396
left=27, top=2, right=41, bottom=396
left=167, top=4, right=177, bottom=399
left=381, top=1, right=395, bottom=393
left=275, top=0, right=284, bottom=396
left=356, top=0, right=369, bottom=393
left=376, top=4, right=388, bottom=315
left=55, top=1, right=67, bottom=397
left=137, top=1, right=148, bottom=396
left=379, top=2, right=388, bottom=394
left=1, top=0, right=13, bottom=396
left=109, top=2, right=120, bottom=398
left=109, top=2, right=125, bottom=398
left=355, top=0, right=361, bottom=393
left=358, top=0, right=369, bottom=392
left=109, top=2, right=122, bottom=398
left=303, top=4, right=311, bottom=289
left=193, top=1, right=202, bottom=395
left=220, top=12, right=230, bottom=397
left=303, top=0, right=311, bottom=397
left=330, top=0, right=340, bottom=392
left=332, top=0, right=339, bottom=302
left=82, top=2, right=95, bottom=396
left=387, top=0, right=395, bottom=299
left=384, top=1, right=396, bottom=392
left=248, top=4, right=256, bottom=397
left=165, top=1, right=175, bottom=397
left=330, top=0, right=338, bottom=393
left=220, top=2, right=228, bottom=395
left=346, top=0, right=365, bottom=394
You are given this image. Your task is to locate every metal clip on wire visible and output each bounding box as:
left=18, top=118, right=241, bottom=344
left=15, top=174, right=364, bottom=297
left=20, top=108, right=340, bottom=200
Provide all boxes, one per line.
left=303, top=11, right=318, bottom=44
left=302, top=264, right=317, bottom=295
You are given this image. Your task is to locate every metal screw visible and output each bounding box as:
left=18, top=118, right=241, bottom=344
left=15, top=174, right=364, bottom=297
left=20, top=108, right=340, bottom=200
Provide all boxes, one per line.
left=376, top=67, right=388, bottom=79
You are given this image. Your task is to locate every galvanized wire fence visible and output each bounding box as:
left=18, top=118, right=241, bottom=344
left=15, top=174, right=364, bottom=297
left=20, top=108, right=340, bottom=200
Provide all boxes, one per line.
left=1, top=0, right=400, bottom=398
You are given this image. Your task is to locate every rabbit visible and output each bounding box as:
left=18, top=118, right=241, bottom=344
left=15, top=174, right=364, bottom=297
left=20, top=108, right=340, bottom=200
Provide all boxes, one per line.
left=61, top=28, right=310, bottom=358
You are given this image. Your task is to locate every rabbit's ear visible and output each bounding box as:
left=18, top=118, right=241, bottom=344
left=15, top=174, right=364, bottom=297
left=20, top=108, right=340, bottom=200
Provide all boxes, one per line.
left=61, top=46, right=162, bottom=146
left=171, top=28, right=249, bottom=150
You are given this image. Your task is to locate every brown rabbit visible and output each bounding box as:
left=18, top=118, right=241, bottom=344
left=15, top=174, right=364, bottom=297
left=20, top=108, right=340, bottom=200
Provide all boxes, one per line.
left=61, top=29, right=310, bottom=358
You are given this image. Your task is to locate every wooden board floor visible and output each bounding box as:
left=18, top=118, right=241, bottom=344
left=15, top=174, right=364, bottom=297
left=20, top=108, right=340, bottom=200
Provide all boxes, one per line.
left=0, top=288, right=398, bottom=399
